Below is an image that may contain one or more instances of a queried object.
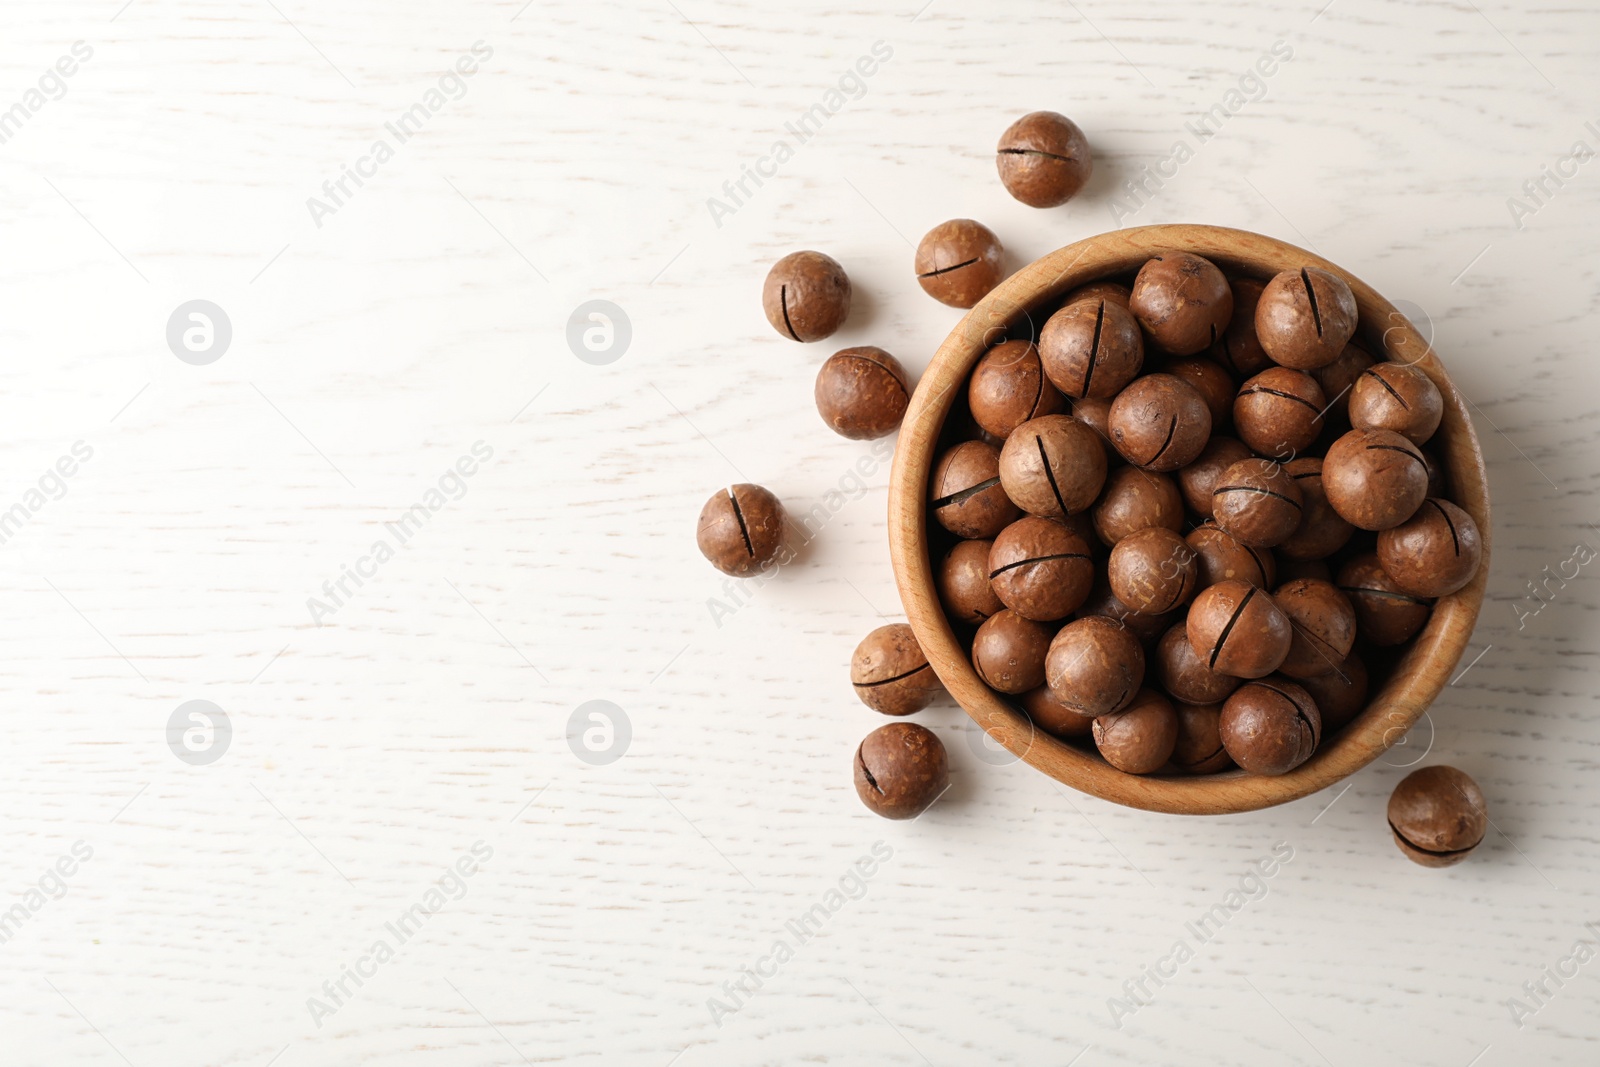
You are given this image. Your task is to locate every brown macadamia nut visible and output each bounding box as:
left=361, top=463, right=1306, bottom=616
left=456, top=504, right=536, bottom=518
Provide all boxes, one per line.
left=1210, top=276, right=1273, bottom=378
left=1186, top=579, right=1292, bottom=679
left=1387, top=765, right=1487, bottom=867
left=1046, top=615, right=1145, bottom=717
left=1298, top=650, right=1368, bottom=734
left=1312, top=343, right=1375, bottom=423
left=1065, top=281, right=1131, bottom=309
left=916, top=219, right=1005, bottom=308
left=1349, top=362, right=1444, bottom=445
left=815, top=346, right=910, bottom=439
left=1187, top=521, right=1276, bottom=590
left=1322, top=429, right=1430, bottom=531
left=1093, top=689, right=1179, bottom=775
left=1108, top=526, right=1198, bottom=615
left=1336, top=553, right=1433, bottom=646
left=998, top=415, right=1108, bottom=519
left=989, top=517, right=1095, bottom=621
left=1155, top=622, right=1242, bottom=705
left=851, top=623, right=944, bottom=715
left=996, top=110, right=1093, bottom=208
left=1074, top=575, right=1175, bottom=643
left=1019, top=684, right=1094, bottom=739
left=1212, top=457, right=1305, bottom=548
left=1162, top=356, right=1236, bottom=429
left=764, top=250, right=850, bottom=342
left=1071, top=396, right=1119, bottom=464
left=937, top=539, right=1004, bottom=625
left=1093, top=466, right=1184, bottom=546
left=1278, top=458, right=1355, bottom=561
left=1219, top=677, right=1322, bottom=775
left=931, top=440, right=1020, bottom=538
left=697, top=484, right=788, bottom=576
left=972, top=609, right=1053, bottom=693
left=854, top=722, right=949, bottom=819
left=1178, top=436, right=1253, bottom=519
left=1171, top=702, right=1233, bottom=774
left=968, top=339, right=1065, bottom=438
left=1233, top=367, right=1326, bottom=459
left=1255, top=267, right=1358, bottom=369
left=1130, top=252, right=1234, bottom=355
left=1273, top=578, right=1357, bottom=679
left=1376, top=498, right=1483, bottom=598
left=1108, top=373, right=1213, bottom=471
left=1039, top=298, right=1144, bottom=399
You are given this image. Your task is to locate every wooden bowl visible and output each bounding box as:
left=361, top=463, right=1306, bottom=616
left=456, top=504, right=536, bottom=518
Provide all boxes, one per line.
left=888, top=224, right=1490, bottom=815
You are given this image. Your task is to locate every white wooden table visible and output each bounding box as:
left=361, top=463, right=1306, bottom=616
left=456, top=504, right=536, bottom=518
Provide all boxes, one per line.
left=3, top=1, right=1598, bottom=1064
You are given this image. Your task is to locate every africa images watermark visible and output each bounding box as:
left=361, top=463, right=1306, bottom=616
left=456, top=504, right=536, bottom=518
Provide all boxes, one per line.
left=1107, top=841, right=1295, bottom=1028
left=1504, top=920, right=1600, bottom=1029
left=0, top=441, right=95, bottom=547
left=705, top=40, right=894, bottom=228
left=306, top=40, right=494, bottom=228
left=0, top=40, right=94, bottom=146
left=306, top=840, right=492, bottom=1028
left=1110, top=40, right=1294, bottom=224
left=1512, top=538, right=1595, bottom=630
left=306, top=441, right=494, bottom=625
left=704, top=437, right=894, bottom=628
left=707, top=840, right=894, bottom=1027
left=1506, top=121, right=1600, bottom=231
left=0, top=840, right=94, bottom=945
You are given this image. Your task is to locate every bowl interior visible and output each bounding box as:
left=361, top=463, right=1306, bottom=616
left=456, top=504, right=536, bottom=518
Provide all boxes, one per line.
left=887, top=224, right=1490, bottom=815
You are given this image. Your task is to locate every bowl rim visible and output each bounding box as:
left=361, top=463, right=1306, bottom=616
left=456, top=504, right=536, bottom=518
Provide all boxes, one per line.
left=887, top=223, right=1491, bottom=816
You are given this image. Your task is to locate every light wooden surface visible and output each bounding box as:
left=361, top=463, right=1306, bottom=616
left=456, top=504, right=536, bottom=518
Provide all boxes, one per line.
left=888, top=224, right=1491, bottom=815
left=2, top=1, right=1598, bottom=1065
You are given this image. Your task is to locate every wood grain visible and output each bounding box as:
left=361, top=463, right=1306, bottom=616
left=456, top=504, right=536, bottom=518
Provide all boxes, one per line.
left=1, top=1, right=1598, bottom=1065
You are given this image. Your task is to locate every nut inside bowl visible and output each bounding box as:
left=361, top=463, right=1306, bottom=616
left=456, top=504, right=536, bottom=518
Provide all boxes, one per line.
left=887, top=224, right=1490, bottom=815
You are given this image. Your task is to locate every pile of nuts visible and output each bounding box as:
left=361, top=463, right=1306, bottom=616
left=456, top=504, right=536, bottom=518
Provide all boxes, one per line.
left=693, top=110, right=1489, bottom=863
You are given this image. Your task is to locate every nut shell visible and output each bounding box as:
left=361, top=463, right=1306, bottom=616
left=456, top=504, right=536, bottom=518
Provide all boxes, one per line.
left=763, top=251, right=850, bottom=341
left=696, top=484, right=787, bottom=576
left=1254, top=267, right=1358, bottom=370
left=937, top=539, right=1004, bottom=625
left=1045, top=616, right=1145, bottom=717
left=988, top=517, right=1095, bottom=621
left=1130, top=252, right=1234, bottom=355
left=1349, top=362, right=1443, bottom=445
left=1387, top=765, right=1487, bottom=867
left=998, top=415, right=1108, bottom=519
left=1108, top=373, right=1213, bottom=471
left=931, top=440, right=1020, bottom=538
left=1376, top=498, right=1482, bottom=598
left=1092, top=688, right=1179, bottom=775
left=996, top=111, right=1093, bottom=207
left=1219, top=677, right=1322, bottom=775
left=854, top=722, right=950, bottom=819
left=971, top=609, right=1053, bottom=694
left=851, top=623, right=944, bottom=716
left=1039, top=298, right=1144, bottom=399
left=815, top=346, right=910, bottom=439
left=968, top=340, right=1065, bottom=438
left=1322, top=428, right=1430, bottom=531
left=916, top=219, right=1005, bottom=308
left=1186, top=579, right=1291, bottom=679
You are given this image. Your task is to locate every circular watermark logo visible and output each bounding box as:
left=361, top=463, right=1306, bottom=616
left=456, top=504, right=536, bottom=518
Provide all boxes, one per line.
left=567, top=699, right=631, bottom=765
left=966, top=718, right=1032, bottom=767
left=167, top=300, right=233, bottom=365
left=1381, top=711, right=1435, bottom=768
left=566, top=299, right=631, bottom=366
left=1383, top=298, right=1434, bottom=367
left=167, top=699, right=232, bottom=766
